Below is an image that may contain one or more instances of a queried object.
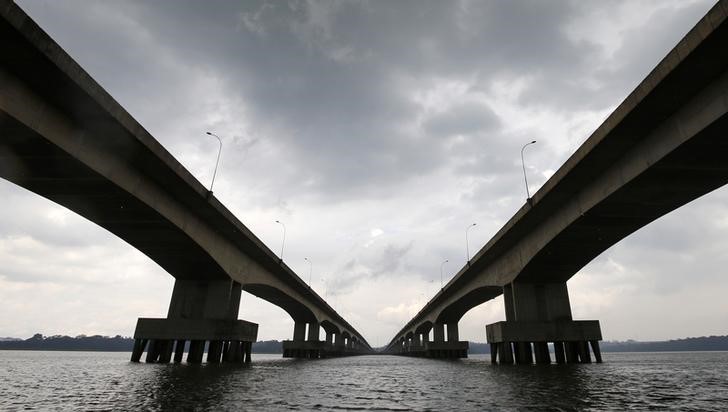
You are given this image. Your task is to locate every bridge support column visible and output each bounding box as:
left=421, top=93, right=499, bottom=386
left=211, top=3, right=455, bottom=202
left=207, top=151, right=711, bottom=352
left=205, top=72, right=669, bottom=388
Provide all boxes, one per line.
left=424, top=322, right=468, bottom=359
left=486, top=281, right=601, bottom=365
left=307, top=322, right=321, bottom=359
left=335, top=333, right=345, bottom=355
left=321, top=331, right=334, bottom=358
left=131, top=279, right=257, bottom=364
left=283, top=321, right=307, bottom=358
left=282, top=321, right=329, bottom=359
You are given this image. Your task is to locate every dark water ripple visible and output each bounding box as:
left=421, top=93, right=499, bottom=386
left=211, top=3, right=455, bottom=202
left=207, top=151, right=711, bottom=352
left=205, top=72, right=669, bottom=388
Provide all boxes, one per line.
left=1, top=351, right=727, bottom=410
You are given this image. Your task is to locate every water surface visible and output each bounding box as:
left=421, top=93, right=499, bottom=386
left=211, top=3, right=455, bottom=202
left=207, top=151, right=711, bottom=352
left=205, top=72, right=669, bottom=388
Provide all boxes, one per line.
left=1, top=351, right=727, bottom=410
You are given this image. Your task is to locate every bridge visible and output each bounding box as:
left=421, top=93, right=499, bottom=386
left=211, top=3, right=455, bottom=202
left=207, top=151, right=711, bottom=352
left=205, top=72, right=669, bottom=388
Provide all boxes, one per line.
left=385, top=1, right=728, bottom=364
left=0, top=1, right=371, bottom=363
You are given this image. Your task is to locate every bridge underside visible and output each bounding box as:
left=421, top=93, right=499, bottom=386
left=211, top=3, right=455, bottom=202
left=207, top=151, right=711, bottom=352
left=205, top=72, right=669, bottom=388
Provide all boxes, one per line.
left=387, top=2, right=728, bottom=363
left=0, top=1, right=372, bottom=362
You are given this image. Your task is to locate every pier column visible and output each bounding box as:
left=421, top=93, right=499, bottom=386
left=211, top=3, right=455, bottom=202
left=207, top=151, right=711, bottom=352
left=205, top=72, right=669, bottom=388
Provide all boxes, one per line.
left=132, top=279, right=257, bottom=364
left=293, top=322, right=306, bottom=342
left=486, top=281, right=601, bottom=365
left=433, top=323, right=445, bottom=342
left=335, top=333, right=345, bottom=349
left=446, top=323, right=459, bottom=342
left=307, top=323, right=321, bottom=358
left=173, top=340, right=185, bottom=363
left=307, top=323, right=320, bottom=341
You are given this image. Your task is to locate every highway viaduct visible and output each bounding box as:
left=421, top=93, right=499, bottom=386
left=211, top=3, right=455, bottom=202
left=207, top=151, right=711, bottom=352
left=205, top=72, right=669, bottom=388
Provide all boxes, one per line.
left=385, top=0, right=728, bottom=365
left=0, top=1, right=371, bottom=363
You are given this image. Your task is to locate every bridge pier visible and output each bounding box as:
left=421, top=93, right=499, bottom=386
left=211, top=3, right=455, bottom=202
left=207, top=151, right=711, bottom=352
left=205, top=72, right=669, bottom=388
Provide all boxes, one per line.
left=422, top=322, right=468, bottom=359
left=131, top=278, right=258, bottom=364
left=283, top=322, right=362, bottom=358
left=486, top=281, right=601, bottom=365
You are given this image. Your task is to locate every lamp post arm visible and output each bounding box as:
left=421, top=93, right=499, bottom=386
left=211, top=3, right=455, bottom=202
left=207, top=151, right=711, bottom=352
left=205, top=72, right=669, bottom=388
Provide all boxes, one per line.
left=206, top=132, right=223, bottom=192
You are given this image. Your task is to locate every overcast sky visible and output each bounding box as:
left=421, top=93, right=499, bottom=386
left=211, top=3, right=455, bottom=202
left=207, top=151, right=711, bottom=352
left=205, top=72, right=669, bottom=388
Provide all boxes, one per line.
left=2, top=0, right=725, bottom=345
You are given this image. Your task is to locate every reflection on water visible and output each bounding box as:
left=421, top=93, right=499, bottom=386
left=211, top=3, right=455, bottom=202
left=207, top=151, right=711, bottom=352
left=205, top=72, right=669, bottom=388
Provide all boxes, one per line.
left=1, top=351, right=727, bottom=410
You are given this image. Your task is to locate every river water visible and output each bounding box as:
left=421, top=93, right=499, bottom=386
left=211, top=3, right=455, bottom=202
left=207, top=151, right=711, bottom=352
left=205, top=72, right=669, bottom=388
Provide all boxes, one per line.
left=1, top=351, right=727, bottom=410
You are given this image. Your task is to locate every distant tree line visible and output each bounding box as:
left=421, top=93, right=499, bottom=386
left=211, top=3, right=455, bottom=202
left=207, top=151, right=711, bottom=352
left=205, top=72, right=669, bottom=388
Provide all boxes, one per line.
left=0, top=334, right=133, bottom=351
left=0, top=334, right=285, bottom=353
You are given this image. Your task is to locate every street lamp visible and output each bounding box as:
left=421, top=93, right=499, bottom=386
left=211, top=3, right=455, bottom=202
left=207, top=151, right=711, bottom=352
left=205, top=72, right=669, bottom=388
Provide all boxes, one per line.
left=521, top=140, right=537, bottom=201
left=275, top=220, right=286, bottom=262
left=466, top=223, right=477, bottom=263
left=205, top=132, right=223, bottom=194
left=440, top=259, right=449, bottom=289
left=304, top=257, right=313, bottom=286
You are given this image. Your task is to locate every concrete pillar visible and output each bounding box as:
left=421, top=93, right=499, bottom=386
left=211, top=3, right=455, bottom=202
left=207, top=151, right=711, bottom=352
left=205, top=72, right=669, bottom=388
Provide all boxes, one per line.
left=433, top=323, right=445, bottom=342
left=446, top=322, right=459, bottom=342
left=534, top=342, right=550, bottom=364
left=565, top=342, right=579, bottom=364
left=158, top=340, right=173, bottom=363
left=515, top=342, right=533, bottom=364
left=145, top=340, right=160, bottom=363
left=173, top=340, right=185, bottom=363
left=554, top=341, right=566, bottom=364
left=225, top=340, right=243, bottom=362
left=490, top=343, right=498, bottom=364
left=499, top=342, right=514, bottom=364
left=207, top=341, right=223, bottom=363
left=187, top=340, right=205, bottom=364
left=131, top=339, right=146, bottom=362
left=308, top=322, right=320, bottom=342
left=244, top=342, right=252, bottom=363
left=293, top=322, right=306, bottom=342
left=504, top=281, right=572, bottom=322
left=167, top=279, right=242, bottom=320
left=334, top=333, right=344, bottom=349
left=578, top=341, right=591, bottom=363
left=590, top=340, right=603, bottom=363
left=325, top=331, right=333, bottom=345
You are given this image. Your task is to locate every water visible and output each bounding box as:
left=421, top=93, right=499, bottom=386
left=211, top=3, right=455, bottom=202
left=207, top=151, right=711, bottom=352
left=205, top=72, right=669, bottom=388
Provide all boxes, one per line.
left=1, top=351, right=727, bottom=411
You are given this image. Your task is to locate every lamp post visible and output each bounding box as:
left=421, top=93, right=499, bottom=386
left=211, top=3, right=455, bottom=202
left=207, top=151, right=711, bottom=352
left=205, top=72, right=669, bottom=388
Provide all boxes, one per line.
left=304, top=257, right=313, bottom=286
left=440, top=259, right=449, bottom=289
left=521, top=140, right=537, bottom=201
left=205, top=132, right=223, bottom=194
left=466, top=223, right=477, bottom=263
left=275, top=220, right=286, bottom=262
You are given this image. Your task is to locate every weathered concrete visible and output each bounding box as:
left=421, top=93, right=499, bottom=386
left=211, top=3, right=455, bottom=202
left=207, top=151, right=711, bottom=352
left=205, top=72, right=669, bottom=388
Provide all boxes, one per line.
left=0, top=0, right=372, bottom=360
left=134, top=318, right=258, bottom=342
left=386, top=0, right=728, bottom=361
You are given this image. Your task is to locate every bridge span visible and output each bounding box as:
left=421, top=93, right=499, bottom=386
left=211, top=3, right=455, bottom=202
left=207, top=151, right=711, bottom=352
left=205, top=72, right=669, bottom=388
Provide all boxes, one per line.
left=385, top=0, right=728, bottom=364
left=0, top=1, right=371, bottom=363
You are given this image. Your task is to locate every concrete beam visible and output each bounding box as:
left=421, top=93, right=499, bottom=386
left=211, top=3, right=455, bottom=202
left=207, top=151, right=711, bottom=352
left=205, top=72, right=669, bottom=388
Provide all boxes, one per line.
left=486, top=320, right=602, bottom=343
left=133, top=318, right=258, bottom=342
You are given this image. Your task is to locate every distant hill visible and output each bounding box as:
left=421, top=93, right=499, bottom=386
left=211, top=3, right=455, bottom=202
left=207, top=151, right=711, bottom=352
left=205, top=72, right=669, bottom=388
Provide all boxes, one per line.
left=0, top=334, right=284, bottom=353
left=0, top=334, right=134, bottom=351
left=467, top=335, right=728, bottom=354
left=599, top=336, right=728, bottom=352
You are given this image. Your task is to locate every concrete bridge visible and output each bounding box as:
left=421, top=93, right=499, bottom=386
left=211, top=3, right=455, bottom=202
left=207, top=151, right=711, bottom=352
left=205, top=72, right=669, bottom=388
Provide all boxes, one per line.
left=385, top=1, right=728, bottom=365
left=0, top=1, right=371, bottom=363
